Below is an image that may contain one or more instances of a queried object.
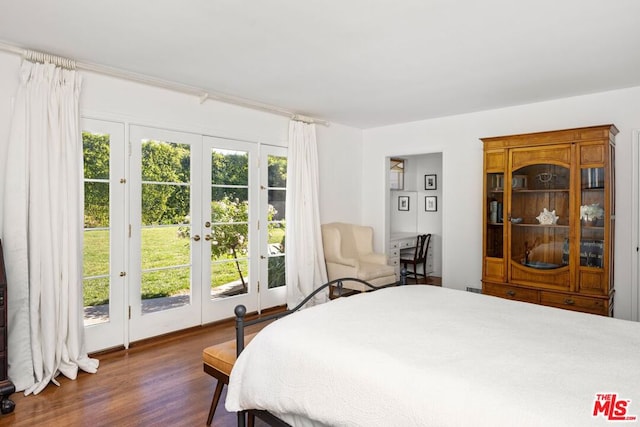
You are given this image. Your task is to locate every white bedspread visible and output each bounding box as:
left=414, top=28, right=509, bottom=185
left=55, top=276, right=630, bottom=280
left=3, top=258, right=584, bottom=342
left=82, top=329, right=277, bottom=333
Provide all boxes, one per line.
left=226, top=286, right=640, bottom=426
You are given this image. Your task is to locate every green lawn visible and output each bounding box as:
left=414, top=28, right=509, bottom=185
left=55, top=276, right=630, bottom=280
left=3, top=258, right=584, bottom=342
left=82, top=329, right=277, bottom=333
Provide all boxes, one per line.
left=83, top=226, right=261, bottom=306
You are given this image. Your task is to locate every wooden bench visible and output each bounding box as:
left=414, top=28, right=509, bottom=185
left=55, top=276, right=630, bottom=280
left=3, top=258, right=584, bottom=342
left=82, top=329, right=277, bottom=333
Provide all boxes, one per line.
left=202, top=333, right=257, bottom=425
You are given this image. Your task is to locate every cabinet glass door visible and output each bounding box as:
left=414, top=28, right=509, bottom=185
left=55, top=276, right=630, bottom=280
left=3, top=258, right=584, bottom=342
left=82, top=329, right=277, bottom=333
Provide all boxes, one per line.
left=486, top=173, right=504, bottom=258
left=579, top=167, right=605, bottom=268
left=509, top=164, right=570, bottom=271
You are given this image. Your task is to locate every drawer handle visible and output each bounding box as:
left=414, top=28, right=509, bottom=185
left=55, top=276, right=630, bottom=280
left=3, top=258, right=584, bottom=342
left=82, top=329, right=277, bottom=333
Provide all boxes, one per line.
left=506, top=290, right=516, bottom=297
left=564, top=298, right=575, bottom=305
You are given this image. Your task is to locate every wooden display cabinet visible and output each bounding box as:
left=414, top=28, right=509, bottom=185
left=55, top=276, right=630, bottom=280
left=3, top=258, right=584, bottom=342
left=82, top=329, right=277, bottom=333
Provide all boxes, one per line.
left=481, top=125, right=617, bottom=316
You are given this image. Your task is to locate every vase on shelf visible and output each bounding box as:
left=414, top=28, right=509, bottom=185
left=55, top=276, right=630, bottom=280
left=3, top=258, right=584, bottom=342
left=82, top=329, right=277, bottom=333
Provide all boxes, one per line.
left=583, top=218, right=598, bottom=227
left=580, top=204, right=604, bottom=228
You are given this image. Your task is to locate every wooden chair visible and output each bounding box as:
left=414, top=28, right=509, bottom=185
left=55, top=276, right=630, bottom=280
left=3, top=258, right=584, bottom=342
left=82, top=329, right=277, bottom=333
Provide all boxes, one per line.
left=203, top=333, right=258, bottom=426
left=400, top=234, right=431, bottom=281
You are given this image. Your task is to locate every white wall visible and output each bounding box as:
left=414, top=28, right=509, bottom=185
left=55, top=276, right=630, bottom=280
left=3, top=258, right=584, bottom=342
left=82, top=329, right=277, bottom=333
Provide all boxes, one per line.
left=316, top=123, right=364, bottom=224
left=389, top=189, right=418, bottom=233
left=416, top=153, right=442, bottom=276
left=0, top=50, right=363, bottom=237
left=363, top=86, right=640, bottom=321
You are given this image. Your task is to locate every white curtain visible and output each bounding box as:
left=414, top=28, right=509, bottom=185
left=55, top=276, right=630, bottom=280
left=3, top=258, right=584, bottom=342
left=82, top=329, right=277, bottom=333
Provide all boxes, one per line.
left=285, top=120, right=328, bottom=308
left=1, top=60, right=99, bottom=395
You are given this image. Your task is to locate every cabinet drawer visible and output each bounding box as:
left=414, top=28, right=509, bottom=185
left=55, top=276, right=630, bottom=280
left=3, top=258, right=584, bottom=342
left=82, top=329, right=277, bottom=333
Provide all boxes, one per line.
left=540, top=291, right=608, bottom=315
left=398, top=238, right=415, bottom=249
left=483, top=282, right=539, bottom=304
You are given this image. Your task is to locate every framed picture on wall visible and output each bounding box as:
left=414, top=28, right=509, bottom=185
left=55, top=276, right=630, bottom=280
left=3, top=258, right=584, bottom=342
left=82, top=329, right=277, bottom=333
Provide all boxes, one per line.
left=398, top=196, right=410, bottom=211
left=425, top=174, right=437, bottom=190
left=425, top=196, right=437, bottom=212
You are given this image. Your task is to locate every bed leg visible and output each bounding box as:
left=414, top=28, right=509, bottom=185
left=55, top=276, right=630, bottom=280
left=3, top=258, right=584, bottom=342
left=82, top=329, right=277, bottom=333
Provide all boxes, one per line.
left=248, top=412, right=255, bottom=427
left=237, top=410, right=246, bottom=427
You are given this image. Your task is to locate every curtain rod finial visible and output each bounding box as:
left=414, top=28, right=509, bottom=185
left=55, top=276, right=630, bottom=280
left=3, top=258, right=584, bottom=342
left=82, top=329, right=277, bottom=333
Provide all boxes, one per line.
left=291, top=114, right=330, bottom=127
left=291, top=114, right=315, bottom=124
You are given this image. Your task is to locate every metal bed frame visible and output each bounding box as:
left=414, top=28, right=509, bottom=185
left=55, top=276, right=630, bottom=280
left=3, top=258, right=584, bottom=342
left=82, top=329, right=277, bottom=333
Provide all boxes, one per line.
left=232, top=274, right=406, bottom=427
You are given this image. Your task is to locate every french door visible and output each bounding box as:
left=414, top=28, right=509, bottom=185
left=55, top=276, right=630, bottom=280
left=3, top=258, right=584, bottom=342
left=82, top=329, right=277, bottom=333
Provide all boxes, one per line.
left=199, top=136, right=263, bottom=323
left=84, top=121, right=285, bottom=350
left=258, top=145, right=288, bottom=308
left=82, top=118, right=127, bottom=352
left=128, top=126, right=207, bottom=341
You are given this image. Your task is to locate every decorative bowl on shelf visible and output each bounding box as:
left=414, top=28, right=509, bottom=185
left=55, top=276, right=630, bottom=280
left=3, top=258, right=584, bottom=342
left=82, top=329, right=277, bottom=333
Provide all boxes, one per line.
left=522, top=261, right=562, bottom=270
left=536, top=208, right=559, bottom=225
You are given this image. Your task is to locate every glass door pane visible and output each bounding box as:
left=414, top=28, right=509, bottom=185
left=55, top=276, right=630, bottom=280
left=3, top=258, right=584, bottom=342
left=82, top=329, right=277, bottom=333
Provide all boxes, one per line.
left=510, top=164, right=570, bottom=270
left=129, top=126, right=202, bottom=342
left=83, top=131, right=111, bottom=324
left=140, top=140, right=192, bottom=313
left=201, top=136, right=258, bottom=324
left=209, top=147, right=250, bottom=299
left=580, top=167, right=605, bottom=268
left=267, top=153, right=286, bottom=289
left=486, top=172, right=504, bottom=258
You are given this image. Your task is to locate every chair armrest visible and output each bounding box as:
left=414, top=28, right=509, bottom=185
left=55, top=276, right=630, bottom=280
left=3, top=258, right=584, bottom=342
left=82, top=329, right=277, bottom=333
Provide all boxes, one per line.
left=359, top=252, right=388, bottom=265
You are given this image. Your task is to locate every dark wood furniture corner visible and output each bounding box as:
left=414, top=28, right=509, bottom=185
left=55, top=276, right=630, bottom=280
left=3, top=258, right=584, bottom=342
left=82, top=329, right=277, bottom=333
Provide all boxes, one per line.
left=0, top=240, right=15, bottom=414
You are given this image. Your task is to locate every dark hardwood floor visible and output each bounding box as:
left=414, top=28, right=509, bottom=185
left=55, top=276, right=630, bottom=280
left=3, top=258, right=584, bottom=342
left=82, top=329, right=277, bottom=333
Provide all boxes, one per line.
left=407, top=275, right=442, bottom=286
left=1, top=314, right=275, bottom=427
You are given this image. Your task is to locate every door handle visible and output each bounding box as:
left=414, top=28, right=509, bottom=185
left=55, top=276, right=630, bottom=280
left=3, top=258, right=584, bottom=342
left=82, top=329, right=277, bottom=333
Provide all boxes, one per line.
left=193, top=235, right=201, bottom=241
left=204, top=234, right=212, bottom=241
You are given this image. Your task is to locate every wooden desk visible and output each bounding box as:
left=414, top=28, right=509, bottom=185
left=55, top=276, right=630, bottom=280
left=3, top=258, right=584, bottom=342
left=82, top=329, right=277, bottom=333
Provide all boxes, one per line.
left=389, top=233, right=436, bottom=279
left=388, top=233, right=417, bottom=278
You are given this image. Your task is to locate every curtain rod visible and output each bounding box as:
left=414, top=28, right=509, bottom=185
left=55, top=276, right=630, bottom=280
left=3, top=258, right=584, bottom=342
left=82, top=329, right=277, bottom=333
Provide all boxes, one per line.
left=0, top=40, right=329, bottom=126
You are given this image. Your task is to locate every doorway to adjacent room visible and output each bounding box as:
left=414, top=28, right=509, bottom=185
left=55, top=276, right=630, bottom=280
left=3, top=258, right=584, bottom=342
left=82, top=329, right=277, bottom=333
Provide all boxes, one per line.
left=387, top=152, right=443, bottom=283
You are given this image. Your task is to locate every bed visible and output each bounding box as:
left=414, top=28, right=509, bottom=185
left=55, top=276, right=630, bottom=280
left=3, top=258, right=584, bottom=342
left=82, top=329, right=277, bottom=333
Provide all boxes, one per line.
left=225, top=284, right=640, bottom=426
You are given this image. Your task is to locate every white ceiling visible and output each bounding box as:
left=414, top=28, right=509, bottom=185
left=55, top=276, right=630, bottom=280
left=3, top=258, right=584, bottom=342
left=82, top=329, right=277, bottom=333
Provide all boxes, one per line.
left=1, top=0, right=639, bottom=129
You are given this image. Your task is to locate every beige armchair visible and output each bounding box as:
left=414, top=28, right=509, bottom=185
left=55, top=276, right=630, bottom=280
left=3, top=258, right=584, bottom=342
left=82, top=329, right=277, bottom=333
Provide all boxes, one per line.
left=321, top=222, right=396, bottom=293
